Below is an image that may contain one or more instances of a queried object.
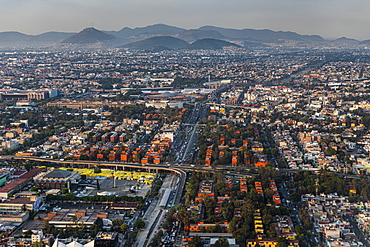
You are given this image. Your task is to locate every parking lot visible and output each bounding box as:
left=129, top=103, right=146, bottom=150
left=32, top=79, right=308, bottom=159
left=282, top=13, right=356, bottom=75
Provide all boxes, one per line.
left=89, top=178, right=151, bottom=197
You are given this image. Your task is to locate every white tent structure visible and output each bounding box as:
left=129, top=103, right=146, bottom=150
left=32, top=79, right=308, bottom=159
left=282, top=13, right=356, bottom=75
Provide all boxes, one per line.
left=52, top=239, right=95, bottom=247
left=84, top=240, right=95, bottom=247
left=52, top=239, right=66, bottom=247
left=66, top=241, right=84, bottom=247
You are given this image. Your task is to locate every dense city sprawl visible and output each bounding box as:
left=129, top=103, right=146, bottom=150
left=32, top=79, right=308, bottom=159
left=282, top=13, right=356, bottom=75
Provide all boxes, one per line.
left=1, top=48, right=370, bottom=247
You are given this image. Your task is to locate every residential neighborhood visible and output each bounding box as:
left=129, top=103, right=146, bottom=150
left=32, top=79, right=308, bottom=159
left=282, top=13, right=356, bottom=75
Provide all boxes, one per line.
left=0, top=47, right=370, bottom=247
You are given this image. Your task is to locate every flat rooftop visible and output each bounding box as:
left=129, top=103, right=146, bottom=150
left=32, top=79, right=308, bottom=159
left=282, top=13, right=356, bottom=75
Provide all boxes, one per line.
left=95, top=231, right=118, bottom=240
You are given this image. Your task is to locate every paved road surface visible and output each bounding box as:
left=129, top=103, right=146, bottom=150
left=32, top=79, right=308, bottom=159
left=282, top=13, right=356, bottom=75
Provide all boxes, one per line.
left=135, top=174, right=177, bottom=247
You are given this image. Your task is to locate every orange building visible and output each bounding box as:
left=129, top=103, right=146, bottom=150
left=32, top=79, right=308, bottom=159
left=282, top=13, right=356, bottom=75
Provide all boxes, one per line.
left=254, top=181, right=264, bottom=195
left=243, top=140, right=249, bottom=147
left=240, top=178, right=248, bottom=192
left=188, top=222, right=229, bottom=232
left=255, top=161, right=268, bottom=167
left=269, top=180, right=281, bottom=205
left=120, top=150, right=130, bottom=162
left=205, top=146, right=213, bottom=166
left=231, top=150, right=238, bottom=166
left=195, top=180, right=215, bottom=202
left=109, top=151, right=119, bottom=161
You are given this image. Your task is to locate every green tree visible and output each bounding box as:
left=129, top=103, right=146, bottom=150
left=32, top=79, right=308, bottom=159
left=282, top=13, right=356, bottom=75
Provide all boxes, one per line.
left=80, top=154, right=89, bottom=160
left=24, top=230, right=32, bottom=238
left=214, top=237, right=230, bottom=247
left=30, top=187, right=39, bottom=192
left=325, top=146, right=336, bottom=156
left=33, top=242, right=43, bottom=247
left=91, top=218, right=104, bottom=235
left=177, top=204, right=190, bottom=227
left=149, top=230, right=163, bottom=246
left=229, top=217, right=238, bottom=233
left=120, top=223, right=129, bottom=233
left=135, top=219, right=145, bottom=229
left=188, top=235, right=204, bottom=247
left=276, top=237, right=289, bottom=247
left=43, top=220, right=55, bottom=234
left=112, top=218, right=123, bottom=226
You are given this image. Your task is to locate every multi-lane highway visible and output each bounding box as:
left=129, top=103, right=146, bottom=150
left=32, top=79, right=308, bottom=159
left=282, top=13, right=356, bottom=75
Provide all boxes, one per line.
left=171, top=101, right=208, bottom=164
left=170, top=84, right=227, bottom=165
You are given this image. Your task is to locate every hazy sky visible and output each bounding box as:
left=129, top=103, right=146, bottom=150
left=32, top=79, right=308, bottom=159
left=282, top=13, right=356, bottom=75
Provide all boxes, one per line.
left=1, top=0, right=370, bottom=40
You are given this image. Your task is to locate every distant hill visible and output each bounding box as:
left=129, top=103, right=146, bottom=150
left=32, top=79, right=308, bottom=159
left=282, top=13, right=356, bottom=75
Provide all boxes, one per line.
left=185, top=38, right=240, bottom=50
left=175, top=29, right=225, bottom=43
left=327, top=37, right=359, bottom=47
left=198, top=26, right=324, bottom=43
left=0, top=31, right=74, bottom=44
left=110, top=24, right=327, bottom=48
left=33, top=32, right=74, bottom=42
left=357, top=39, right=370, bottom=45
left=334, top=37, right=358, bottom=43
left=108, top=24, right=185, bottom=39
left=119, top=36, right=188, bottom=50
left=0, top=31, right=31, bottom=42
left=62, top=28, right=116, bottom=44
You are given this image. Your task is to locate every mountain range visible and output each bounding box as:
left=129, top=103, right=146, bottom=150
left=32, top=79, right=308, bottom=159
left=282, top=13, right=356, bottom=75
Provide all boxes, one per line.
left=118, top=36, right=241, bottom=50
left=119, top=36, right=188, bottom=50
left=0, top=24, right=368, bottom=49
left=62, top=28, right=116, bottom=44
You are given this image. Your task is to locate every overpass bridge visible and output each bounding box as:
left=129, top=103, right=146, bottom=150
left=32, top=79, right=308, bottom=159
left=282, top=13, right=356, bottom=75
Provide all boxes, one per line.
left=205, top=102, right=255, bottom=109
left=1, top=155, right=192, bottom=204
left=3, top=155, right=201, bottom=173
left=0, top=155, right=317, bottom=175
left=0, top=155, right=360, bottom=179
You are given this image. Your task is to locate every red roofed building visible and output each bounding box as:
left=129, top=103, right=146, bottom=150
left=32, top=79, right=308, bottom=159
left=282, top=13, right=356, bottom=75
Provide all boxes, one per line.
left=0, top=168, right=43, bottom=199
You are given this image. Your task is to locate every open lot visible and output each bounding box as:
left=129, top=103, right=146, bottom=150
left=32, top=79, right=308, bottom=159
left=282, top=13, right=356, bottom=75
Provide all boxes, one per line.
left=94, top=178, right=151, bottom=197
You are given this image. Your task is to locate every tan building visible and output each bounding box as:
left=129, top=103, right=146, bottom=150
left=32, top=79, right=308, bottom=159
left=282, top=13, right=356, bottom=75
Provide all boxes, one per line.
left=0, top=192, right=41, bottom=215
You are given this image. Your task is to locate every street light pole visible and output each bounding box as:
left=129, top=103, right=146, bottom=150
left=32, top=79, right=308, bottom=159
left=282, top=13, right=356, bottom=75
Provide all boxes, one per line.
left=112, top=169, right=116, bottom=188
